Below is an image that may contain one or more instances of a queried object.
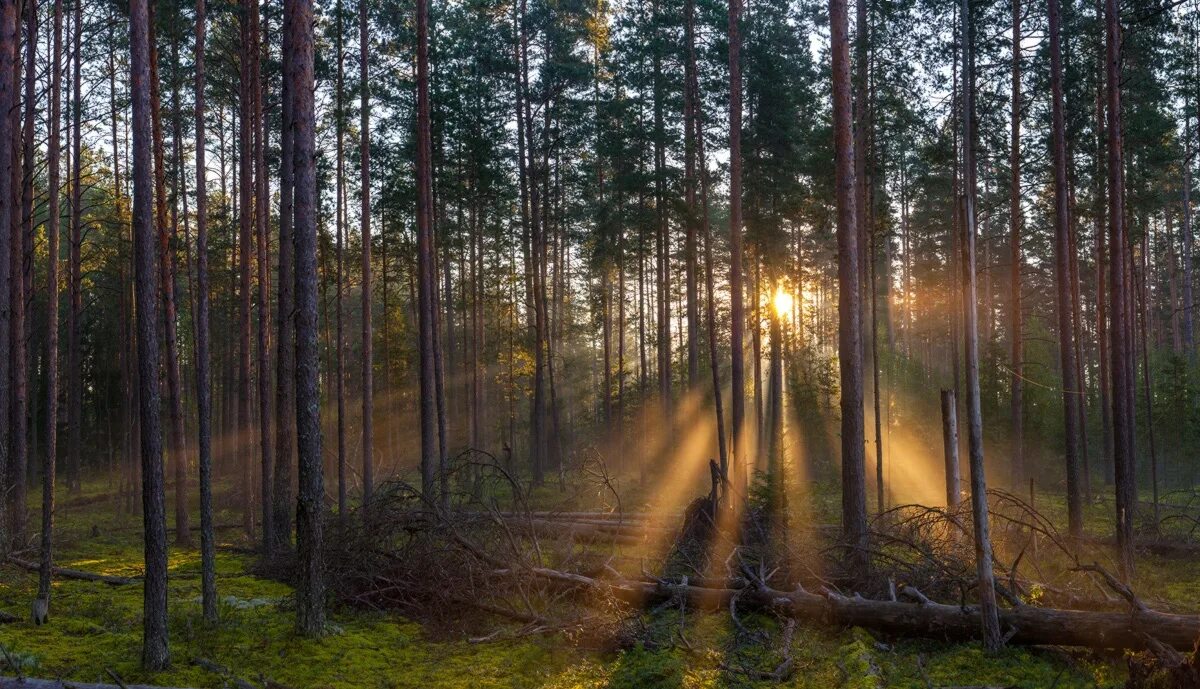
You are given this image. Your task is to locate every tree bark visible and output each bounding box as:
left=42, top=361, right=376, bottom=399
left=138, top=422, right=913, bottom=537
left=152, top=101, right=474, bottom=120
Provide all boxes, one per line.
left=130, top=0, right=170, bottom=667
left=941, top=390, right=961, bottom=507
left=728, top=0, right=746, bottom=488
left=238, top=0, right=255, bottom=538
left=287, top=0, right=325, bottom=637
left=359, top=0, right=374, bottom=507
left=1008, top=0, right=1023, bottom=490
left=251, top=0, right=273, bottom=551
left=37, top=0, right=63, bottom=619
left=7, top=0, right=32, bottom=551
left=334, top=0, right=347, bottom=516
left=959, top=0, right=1002, bottom=649
left=0, top=0, right=15, bottom=555
left=688, top=0, right=728, bottom=480
left=1104, top=0, right=1136, bottom=581
left=417, top=0, right=439, bottom=499
left=830, top=0, right=868, bottom=572
left=194, top=0, right=218, bottom=623
left=66, top=0, right=81, bottom=495
left=148, top=2, right=190, bottom=548
left=1049, top=0, right=1084, bottom=543
left=273, top=0, right=296, bottom=554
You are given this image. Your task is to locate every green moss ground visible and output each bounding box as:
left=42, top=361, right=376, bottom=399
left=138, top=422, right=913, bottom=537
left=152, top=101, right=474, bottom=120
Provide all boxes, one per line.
left=0, top=479, right=1151, bottom=688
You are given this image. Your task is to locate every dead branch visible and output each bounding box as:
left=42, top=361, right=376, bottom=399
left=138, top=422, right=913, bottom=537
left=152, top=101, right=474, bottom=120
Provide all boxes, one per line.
left=5, top=558, right=137, bottom=586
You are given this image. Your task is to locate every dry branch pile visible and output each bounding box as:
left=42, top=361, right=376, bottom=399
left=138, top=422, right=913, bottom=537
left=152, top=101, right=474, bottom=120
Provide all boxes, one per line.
left=281, top=456, right=1200, bottom=656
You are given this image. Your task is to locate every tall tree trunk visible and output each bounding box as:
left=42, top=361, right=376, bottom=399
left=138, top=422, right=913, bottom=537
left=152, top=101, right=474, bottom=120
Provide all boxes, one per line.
left=194, top=0, right=218, bottom=622
left=66, top=0, right=81, bottom=495
left=0, top=0, right=15, bottom=554
left=687, top=0, right=728, bottom=479
left=37, top=0, right=63, bottom=620
left=830, top=0, right=868, bottom=572
left=1136, top=237, right=1160, bottom=527
left=148, top=2, right=190, bottom=548
left=359, top=0, right=374, bottom=507
left=273, top=0, right=296, bottom=554
left=653, top=0, right=670, bottom=422
left=334, top=0, right=347, bottom=516
left=1049, top=0, right=1084, bottom=543
left=1183, top=108, right=1195, bottom=361
left=130, top=0, right=170, bottom=666
left=960, top=0, right=1002, bottom=649
left=417, top=0, right=439, bottom=499
left=1094, top=20, right=1112, bottom=485
left=1104, top=0, right=1136, bottom=581
left=682, top=0, right=699, bottom=389
left=252, top=0, right=273, bottom=551
left=288, top=0, right=325, bottom=637
left=238, top=0, right=254, bottom=537
left=8, top=0, right=32, bottom=550
left=728, top=0, right=746, bottom=488
left=1008, top=0, right=1023, bottom=490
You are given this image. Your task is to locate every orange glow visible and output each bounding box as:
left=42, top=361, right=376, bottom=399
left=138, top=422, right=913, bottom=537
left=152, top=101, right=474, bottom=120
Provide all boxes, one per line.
left=772, top=286, right=794, bottom=317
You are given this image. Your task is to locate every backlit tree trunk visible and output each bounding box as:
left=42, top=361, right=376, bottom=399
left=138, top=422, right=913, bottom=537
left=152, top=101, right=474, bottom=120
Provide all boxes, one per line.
left=37, top=0, right=63, bottom=619
left=288, top=0, right=326, bottom=636
left=830, top=0, right=868, bottom=571
left=359, top=0, right=374, bottom=507
left=960, top=0, right=1001, bottom=649
left=130, top=0, right=170, bottom=665
left=1049, top=0, right=1084, bottom=543
left=1104, top=0, right=1136, bottom=581
left=194, top=0, right=218, bottom=621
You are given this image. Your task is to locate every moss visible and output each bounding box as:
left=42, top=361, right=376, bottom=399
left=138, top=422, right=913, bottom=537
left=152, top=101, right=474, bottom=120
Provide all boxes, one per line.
left=0, top=478, right=1133, bottom=688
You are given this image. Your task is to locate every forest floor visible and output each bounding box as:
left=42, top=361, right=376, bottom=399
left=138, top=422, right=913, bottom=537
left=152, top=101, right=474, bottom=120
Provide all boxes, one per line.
left=0, top=475, right=1192, bottom=688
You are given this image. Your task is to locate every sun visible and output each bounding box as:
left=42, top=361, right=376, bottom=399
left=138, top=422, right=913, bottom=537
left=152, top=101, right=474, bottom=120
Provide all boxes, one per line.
left=772, top=286, right=794, bottom=317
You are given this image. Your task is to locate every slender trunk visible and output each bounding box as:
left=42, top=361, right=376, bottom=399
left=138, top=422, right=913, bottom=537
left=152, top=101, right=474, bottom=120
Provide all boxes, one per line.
left=131, top=0, right=170, bottom=666
left=251, top=0, right=273, bottom=551
left=683, top=0, right=699, bottom=389
left=1105, top=0, right=1136, bottom=581
left=941, top=390, right=960, bottom=507
left=1136, top=238, right=1159, bottom=528
left=66, top=0, right=81, bottom=495
left=1008, top=0, right=1024, bottom=490
left=1049, top=0, right=1084, bottom=543
left=686, top=0, right=727, bottom=477
left=359, top=0, right=373, bottom=506
left=961, top=0, right=1002, bottom=649
left=1095, top=26, right=1112, bottom=485
left=728, top=0, right=746, bottom=488
left=37, top=0, right=63, bottom=617
left=1183, top=113, right=1195, bottom=359
left=194, top=0, right=218, bottom=621
left=272, top=0, right=296, bottom=553
left=417, top=0, right=439, bottom=498
left=167, top=39, right=194, bottom=547
left=8, top=0, right=33, bottom=549
left=238, top=0, right=254, bottom=536
left=0, top=0, right=15, bottom=554
left=334, top=0, right=347, bottom=516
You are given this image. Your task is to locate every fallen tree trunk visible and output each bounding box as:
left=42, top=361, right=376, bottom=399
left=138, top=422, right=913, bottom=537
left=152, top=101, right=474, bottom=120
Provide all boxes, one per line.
left=0, top=678, right=193, bottom=689
left=521, top=564, right=1200, bottom=651
left=6, top=557, right=139, bottom=585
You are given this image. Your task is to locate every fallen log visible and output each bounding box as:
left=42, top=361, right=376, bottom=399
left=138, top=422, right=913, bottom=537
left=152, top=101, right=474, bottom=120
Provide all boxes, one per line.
left=0, top=611, right=18, bottom=624
left=5, top=557, right=139, bottom=586
left=520, top=563, right=1200, bottom=651
left=0, top=678, right=194, bottom=689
